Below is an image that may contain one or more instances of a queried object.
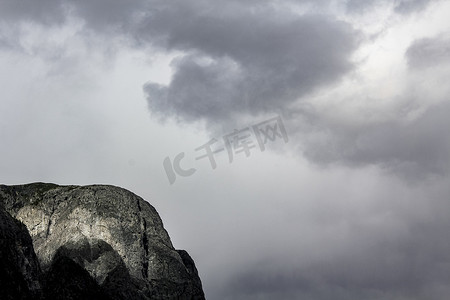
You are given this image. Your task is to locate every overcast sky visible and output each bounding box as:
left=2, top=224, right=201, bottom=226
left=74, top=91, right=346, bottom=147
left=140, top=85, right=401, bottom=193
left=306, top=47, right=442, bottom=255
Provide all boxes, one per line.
left=1, top=0, right=450, bottom=299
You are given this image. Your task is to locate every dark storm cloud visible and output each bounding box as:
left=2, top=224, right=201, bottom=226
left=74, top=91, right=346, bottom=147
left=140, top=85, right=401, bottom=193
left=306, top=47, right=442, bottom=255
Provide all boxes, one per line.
left=142, top=3, right=361, bottom=123
left=406, top=35, right=450, bottom=69
left=137, top=0, right=450, bottom=183
left=294, top=98, right=450, bottom=181
left=2, top=0, right=448, bottom=179
left=2, top=0, right=360, bottom=124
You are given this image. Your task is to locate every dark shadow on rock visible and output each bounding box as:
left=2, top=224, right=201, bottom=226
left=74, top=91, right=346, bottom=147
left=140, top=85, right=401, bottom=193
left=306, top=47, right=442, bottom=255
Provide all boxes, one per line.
left=0, top=206, right=42, bottom=300
left=101, top=262, right=150, bottom=300
left=51, top=240, right=148, bottom=300
left=43, top=255, right=111, bottom=300
left=177, top=250, right=205, bottom=300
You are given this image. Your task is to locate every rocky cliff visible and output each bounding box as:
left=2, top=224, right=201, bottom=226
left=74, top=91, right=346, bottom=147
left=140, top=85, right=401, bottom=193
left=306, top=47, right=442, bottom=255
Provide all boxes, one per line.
left=0, top=183, right=205, bottom=299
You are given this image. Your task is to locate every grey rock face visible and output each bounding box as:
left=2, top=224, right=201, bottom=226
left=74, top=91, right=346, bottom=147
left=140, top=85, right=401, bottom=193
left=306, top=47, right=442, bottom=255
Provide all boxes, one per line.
left=0, top=183, right=205, bottom=299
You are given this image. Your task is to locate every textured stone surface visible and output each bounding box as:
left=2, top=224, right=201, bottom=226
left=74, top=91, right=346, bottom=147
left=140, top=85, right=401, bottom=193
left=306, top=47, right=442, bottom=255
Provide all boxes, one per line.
left=0, top=183, right=205, bottom=299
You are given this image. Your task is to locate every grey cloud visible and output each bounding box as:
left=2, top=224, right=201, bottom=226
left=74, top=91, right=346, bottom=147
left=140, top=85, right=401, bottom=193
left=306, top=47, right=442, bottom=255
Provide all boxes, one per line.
left=2, top=0, right=360, bottom=125
left=139, top=0, right=449, bottom=183
left=394, top=0, right=436, bottom=14
left=406, top=35, right=450, bottom=69
left=345, top=0, right=384, bottom=13
left=145, top=54, right=244, bottom=123
left=2, top=0, right=448, bottom=181
left=346, top=0, right=438, bottom=14
left=295, top=98, right=450, bottom=181
left=142, top=3, right=360, bottom=123
left=0, top=0, right=65, bottom=24
left=69, top=0, right=148, bottom=32
left=224, top=239, right=450, bottom=300
left=0, top=0, right=147, bottom=33
left=218, top=185, right=450, bottom=300
left=3, top=0, right=447, bottom=181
